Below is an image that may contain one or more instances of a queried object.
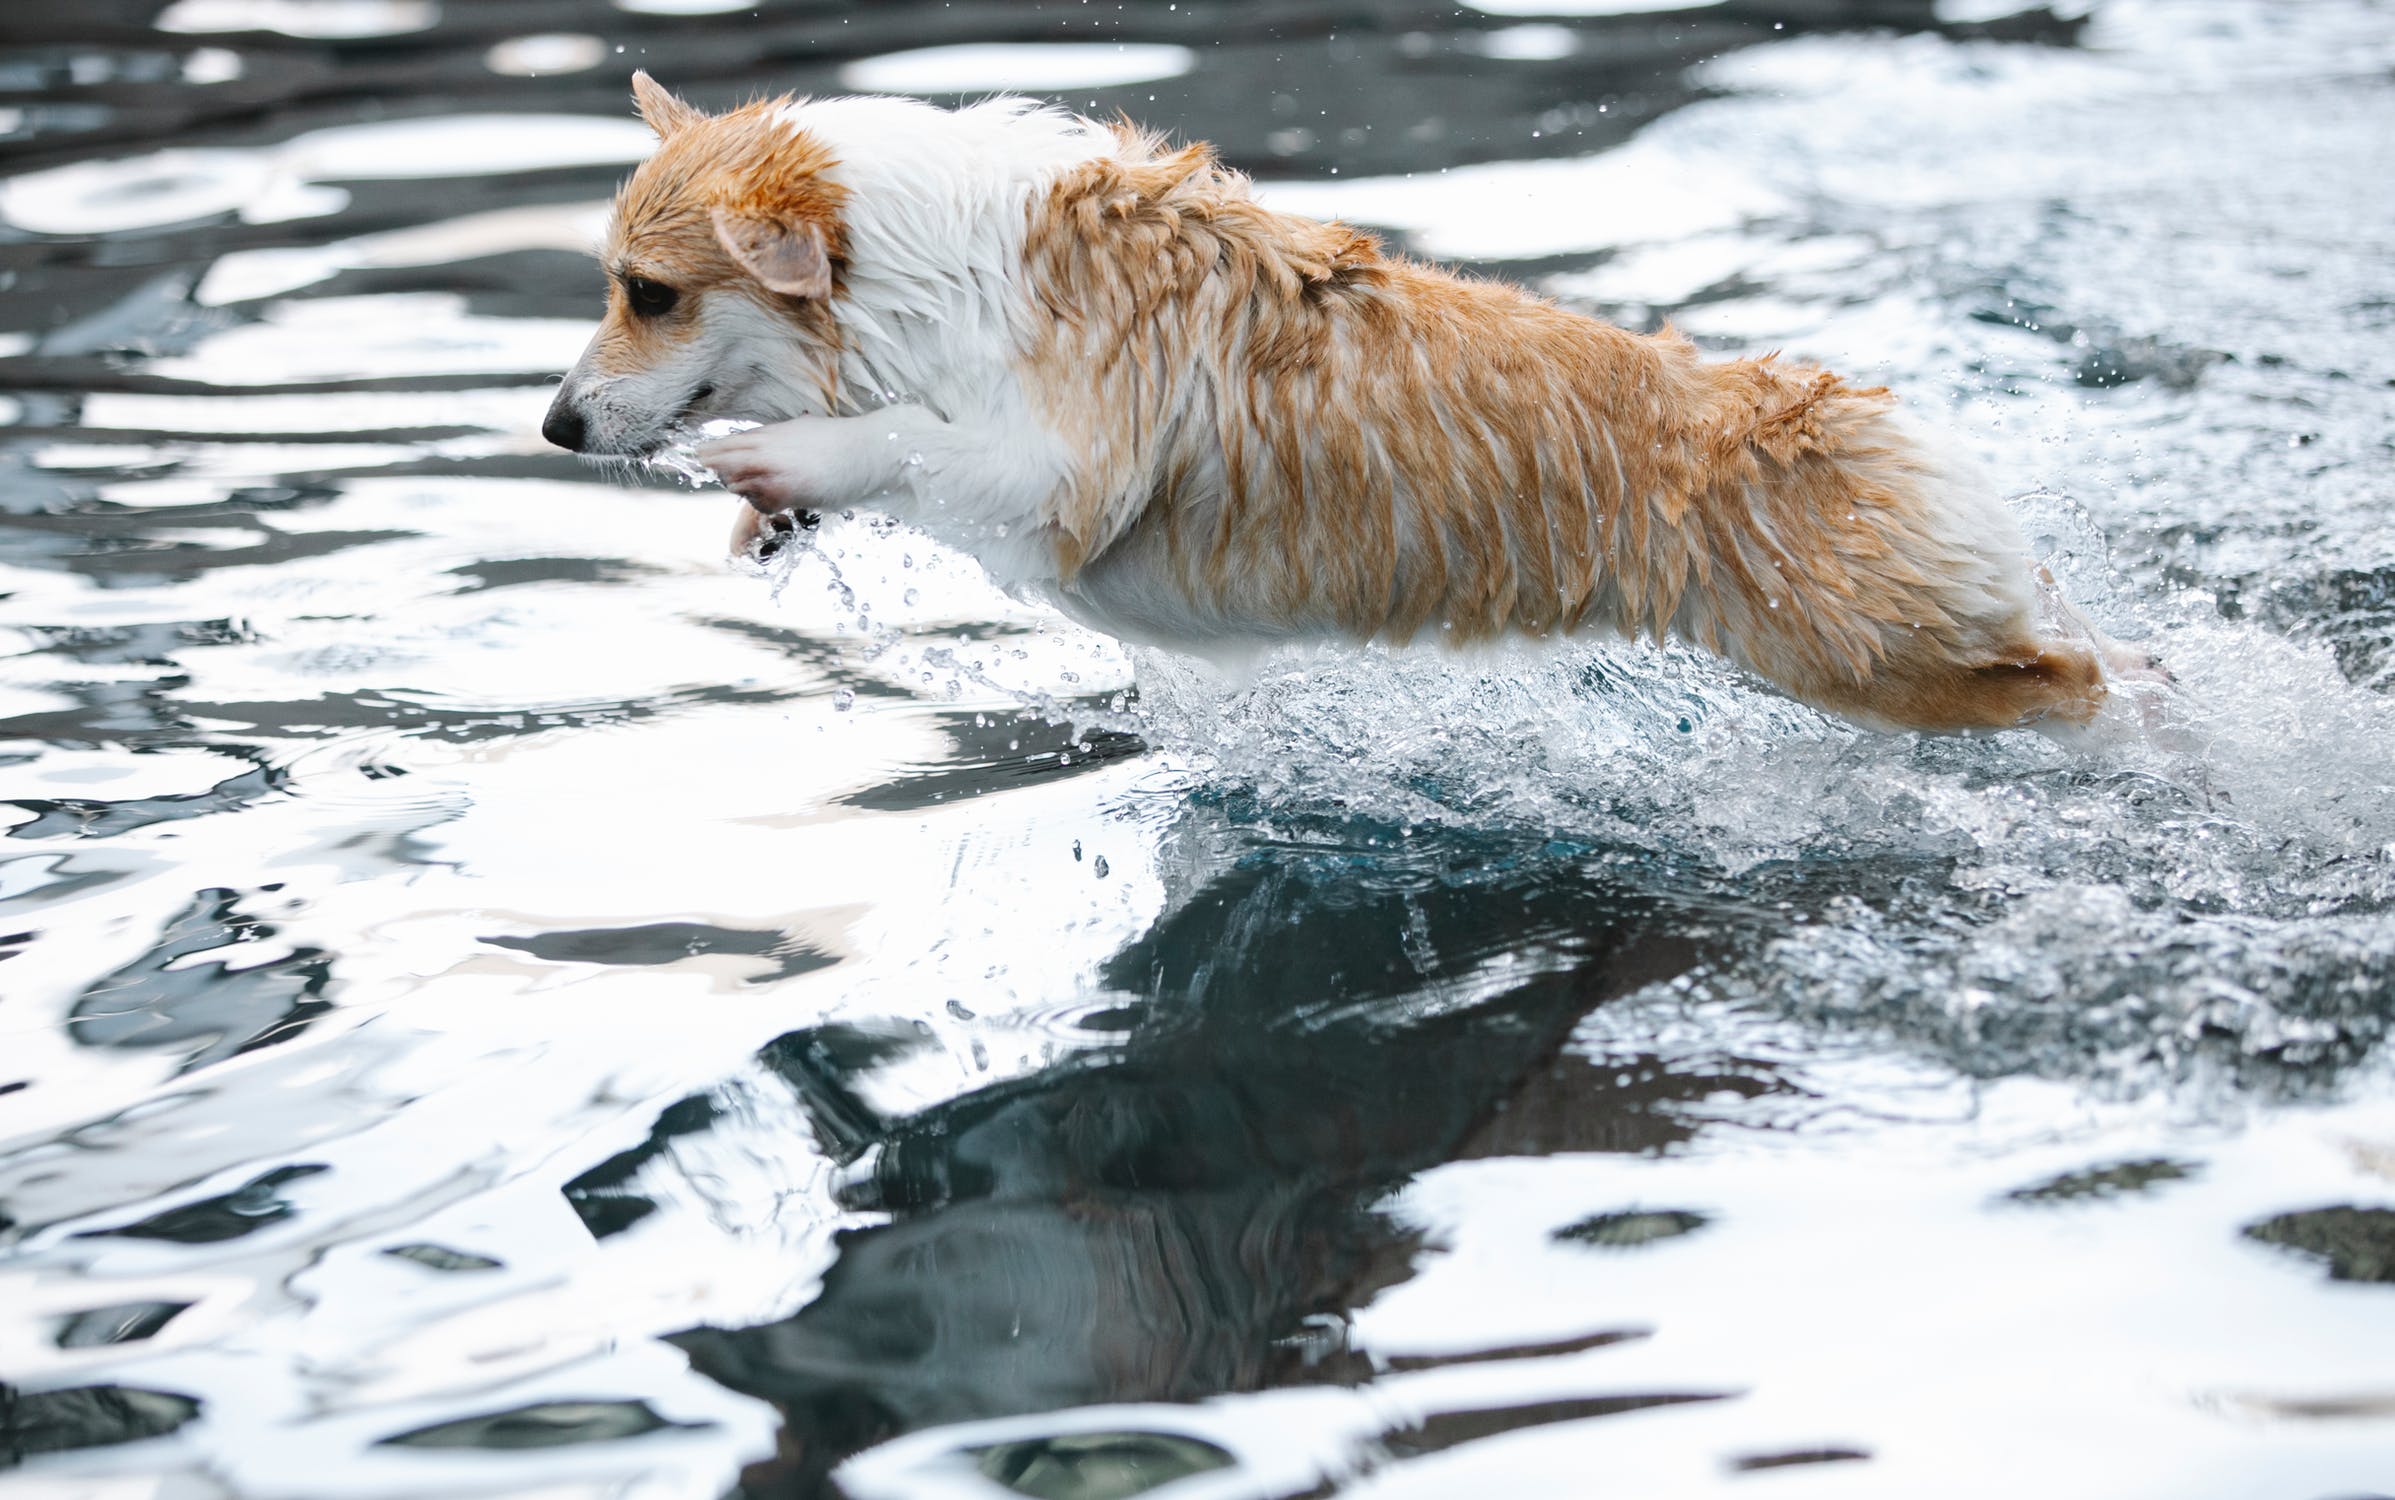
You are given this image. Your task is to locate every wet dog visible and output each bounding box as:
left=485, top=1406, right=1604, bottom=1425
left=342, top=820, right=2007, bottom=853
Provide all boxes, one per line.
left=545, top=74, right=2153, bottom=733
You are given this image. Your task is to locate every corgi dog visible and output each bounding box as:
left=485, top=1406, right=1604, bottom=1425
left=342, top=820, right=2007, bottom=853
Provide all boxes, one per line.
left=545, top=74, right=2154, bottom=733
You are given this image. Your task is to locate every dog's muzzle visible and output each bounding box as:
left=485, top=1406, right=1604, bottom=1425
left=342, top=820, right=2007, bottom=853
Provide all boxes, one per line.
left=541, top=394, right=587, bottom=453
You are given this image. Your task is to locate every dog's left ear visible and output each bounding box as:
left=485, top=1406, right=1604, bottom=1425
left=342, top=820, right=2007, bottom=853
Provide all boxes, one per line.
left=631, top=70, right=704, bottom=138
left=711, top=206, right=833, bottom=299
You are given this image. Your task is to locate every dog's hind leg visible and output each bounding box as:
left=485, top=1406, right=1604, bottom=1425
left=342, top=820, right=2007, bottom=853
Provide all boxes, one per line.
left=2032, top=562, right=2173, bottom=688
left=1817, top=637, right=2112, bottom=734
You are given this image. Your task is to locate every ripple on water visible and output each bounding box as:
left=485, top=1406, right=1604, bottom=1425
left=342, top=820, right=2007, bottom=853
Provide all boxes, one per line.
left=3, top=3, right=2394, bottom=1499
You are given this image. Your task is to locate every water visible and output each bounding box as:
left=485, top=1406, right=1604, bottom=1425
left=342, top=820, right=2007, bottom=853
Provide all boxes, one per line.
left=4, top=2, right=2393, bottom=1496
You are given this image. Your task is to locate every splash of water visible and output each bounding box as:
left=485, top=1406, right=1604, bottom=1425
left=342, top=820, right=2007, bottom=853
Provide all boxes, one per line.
left=1102, top=601, right=2395, bottom=1094
left=644, top=416, right=758, bottom=488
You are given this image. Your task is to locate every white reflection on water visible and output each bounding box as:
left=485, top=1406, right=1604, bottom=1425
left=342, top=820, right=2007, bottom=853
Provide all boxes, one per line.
left=485, top=33, right=610, bottom=78
left=156, top=0, right=440, bottom=39
left=151, top=295, right=595, bottom=385
left=838, top=43, right=1199, bottom=95
left=182, top=46, right=246, bottom=84
left=3, top=2, right=2393, bottom=1498
left=1473, top=25, right=1581, bottom=61
left=197, top=202, right=611, bottom=306
left=0, top=116, right=650, bottom=236
left=1461, top=0, right=1727, bottom=14
left=1257, top=142, right=1785, bottom=261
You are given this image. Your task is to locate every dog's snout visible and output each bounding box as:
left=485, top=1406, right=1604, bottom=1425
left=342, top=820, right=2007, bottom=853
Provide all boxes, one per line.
left=541, top=395, right=588, bottom=453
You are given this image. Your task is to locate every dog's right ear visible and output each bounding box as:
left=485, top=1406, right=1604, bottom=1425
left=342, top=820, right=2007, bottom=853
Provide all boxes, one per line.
left=711, top=206, right=833, bottom=299
left=631, top=71, right=704, bottom=139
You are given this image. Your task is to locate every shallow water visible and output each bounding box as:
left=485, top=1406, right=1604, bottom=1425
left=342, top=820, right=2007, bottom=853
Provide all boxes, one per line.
left=3, top=2, right=2393, bottom=1496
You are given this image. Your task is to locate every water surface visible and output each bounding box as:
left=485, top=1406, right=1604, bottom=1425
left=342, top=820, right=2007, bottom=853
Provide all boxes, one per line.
left=3, top=2, right=2393, bottom=1497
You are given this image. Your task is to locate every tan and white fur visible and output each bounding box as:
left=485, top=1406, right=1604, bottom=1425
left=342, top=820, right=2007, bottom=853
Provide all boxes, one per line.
left=546, top=75, right=2153, bottom=734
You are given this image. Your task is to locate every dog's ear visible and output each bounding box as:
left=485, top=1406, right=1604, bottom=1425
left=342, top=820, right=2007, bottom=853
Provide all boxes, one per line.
left=631, top=71, right=704, bottom=139
left=711, top=206, right=833, bottom=299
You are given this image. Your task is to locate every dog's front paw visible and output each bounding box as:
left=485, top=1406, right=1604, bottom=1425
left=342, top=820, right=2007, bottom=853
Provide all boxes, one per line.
left=699, top=422, right=820, bottom=515
left=729, top=499, right=818, bottom=561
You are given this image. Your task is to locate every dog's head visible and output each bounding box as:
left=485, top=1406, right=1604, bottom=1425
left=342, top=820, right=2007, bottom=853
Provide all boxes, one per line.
left=544, top=73, right=846, bottom=458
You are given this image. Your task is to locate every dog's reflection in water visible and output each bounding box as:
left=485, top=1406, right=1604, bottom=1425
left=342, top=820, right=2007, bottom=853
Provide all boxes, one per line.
left=671, top=821, right=1789, bottom=1498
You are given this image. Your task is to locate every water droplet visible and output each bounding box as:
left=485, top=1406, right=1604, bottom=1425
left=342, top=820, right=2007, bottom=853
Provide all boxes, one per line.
left=832, top=687, right=855, bottom=712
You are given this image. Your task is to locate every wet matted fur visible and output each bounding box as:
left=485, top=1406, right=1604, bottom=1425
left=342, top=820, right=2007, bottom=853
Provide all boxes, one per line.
left=545, top=75, right=2148, bottom=733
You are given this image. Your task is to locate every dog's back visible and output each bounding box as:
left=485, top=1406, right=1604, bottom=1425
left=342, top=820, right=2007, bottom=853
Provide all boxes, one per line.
left=1015, top=133, right=2116, bottom=730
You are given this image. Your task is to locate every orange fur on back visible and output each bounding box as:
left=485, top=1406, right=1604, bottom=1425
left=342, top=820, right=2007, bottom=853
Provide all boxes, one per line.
left=1019, top=129, right=2107, bottom=731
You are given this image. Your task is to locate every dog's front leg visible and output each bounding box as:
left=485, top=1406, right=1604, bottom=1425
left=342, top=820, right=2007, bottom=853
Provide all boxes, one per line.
left=700, top=410, right=947, bottom=520
left=704, top=409, right=1068, bottom=567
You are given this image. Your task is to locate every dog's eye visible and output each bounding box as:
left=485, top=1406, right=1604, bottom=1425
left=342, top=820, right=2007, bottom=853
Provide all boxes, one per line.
left=623, top=276, right=679, bottom=318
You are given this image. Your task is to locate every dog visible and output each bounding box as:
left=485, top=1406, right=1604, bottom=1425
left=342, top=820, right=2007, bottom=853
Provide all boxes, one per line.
left=544, top=74, right=2154, bottom=733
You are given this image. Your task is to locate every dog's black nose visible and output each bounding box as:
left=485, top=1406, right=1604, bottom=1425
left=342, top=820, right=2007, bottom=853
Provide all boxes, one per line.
left=541, top=398, right=587, bottom=453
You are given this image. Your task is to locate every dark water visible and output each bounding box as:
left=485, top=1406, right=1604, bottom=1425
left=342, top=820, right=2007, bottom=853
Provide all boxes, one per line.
left=4, top=2, right=2395, bottom=1497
